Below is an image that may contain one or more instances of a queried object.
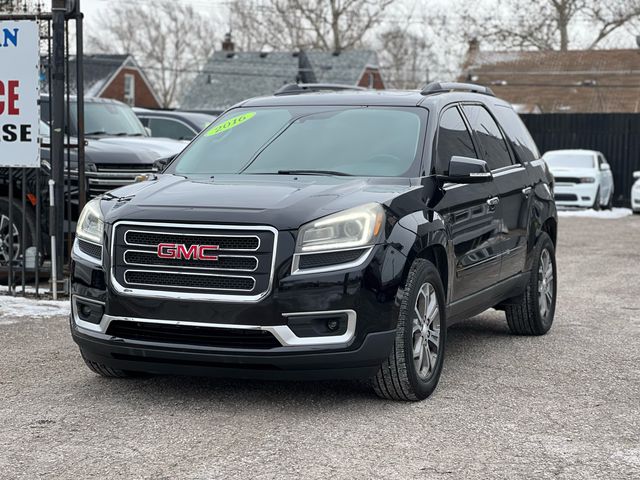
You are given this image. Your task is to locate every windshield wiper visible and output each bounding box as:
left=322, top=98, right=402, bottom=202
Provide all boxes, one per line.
left=85, top=131, right=108, bottom=136
left=276, top=169, right=352, bottom=176
left=114, top=132, right=144, bottom=136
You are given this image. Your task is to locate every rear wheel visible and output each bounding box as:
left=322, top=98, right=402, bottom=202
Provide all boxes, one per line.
left=372, top=259, right=446, bottom=401
left=505, top=232, right=557, bottom=335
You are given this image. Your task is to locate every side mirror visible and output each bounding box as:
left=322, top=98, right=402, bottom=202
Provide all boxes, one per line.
left=438, top=156, right=492, bottom=184
left=145, top=126, right=153, bottom=137
left=633, top=171, right=640, bottom=179
left=600, top=163, right=611, bottom=171
left=153, top=154, right=175, bottom=173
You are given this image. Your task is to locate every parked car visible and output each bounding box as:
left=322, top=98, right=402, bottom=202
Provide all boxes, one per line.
left=542, top=149, right=614, bottom=209
left=70, top=82, right=558, bottom=401
left=134, top=108, right=216, bottom=141
left=0, top=97, right=185, bottom=266
left=632, top=171, right=640, bottom=214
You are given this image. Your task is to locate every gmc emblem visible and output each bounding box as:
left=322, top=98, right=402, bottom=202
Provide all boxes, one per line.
left=157, top=243, right=219, bottom=261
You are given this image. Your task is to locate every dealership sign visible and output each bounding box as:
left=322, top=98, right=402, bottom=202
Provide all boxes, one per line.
left=0, top=21, right=40, bottom=168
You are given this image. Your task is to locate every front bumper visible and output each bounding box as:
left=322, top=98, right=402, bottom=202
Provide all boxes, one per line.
left=553, top=183, right=599, bottom=208
left=71, top=238, right=405, bottom=379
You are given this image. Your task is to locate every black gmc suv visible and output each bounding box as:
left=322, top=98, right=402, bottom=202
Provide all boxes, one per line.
left=70, top=82, right=558, bottom=401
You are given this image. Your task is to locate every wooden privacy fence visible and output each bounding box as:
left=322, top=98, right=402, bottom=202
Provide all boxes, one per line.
left=521, top=113, right=640, bottom=207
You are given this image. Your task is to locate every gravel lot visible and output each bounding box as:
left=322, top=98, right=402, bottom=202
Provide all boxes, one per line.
left=1, top=215, right=639, bottom=479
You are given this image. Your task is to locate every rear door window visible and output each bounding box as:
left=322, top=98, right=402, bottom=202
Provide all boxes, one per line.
left=493, top=105, right=540, bottom=163
left=462, top=105, right=513, bottom=170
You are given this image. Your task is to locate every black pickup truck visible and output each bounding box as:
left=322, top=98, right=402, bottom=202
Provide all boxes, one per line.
left=70, top=83, right=558, bottom=401
left=0, top=97, right=184, bottom=265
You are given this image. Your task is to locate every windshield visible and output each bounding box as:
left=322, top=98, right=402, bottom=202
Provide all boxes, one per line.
left=72, top=102, right=147, bottom=137
left=168, top=106, right=425, bottom=177
left=544, top=153, right=595, bottom=169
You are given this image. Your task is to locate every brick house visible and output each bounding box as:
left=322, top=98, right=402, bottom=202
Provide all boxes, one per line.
left=459, top=40, right=640, bottom=113
left=180, top=35, right=385, bottom=112
left=69, top=54, right=162, bottom=108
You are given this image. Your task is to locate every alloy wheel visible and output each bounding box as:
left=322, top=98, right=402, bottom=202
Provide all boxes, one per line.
left=538, top=248, right=554, bottom=318
left=412, top=282, right=441, bottom=380
left=0, top=214, right=20, bottom=265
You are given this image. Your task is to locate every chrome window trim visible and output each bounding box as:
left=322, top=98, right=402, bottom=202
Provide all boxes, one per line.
left=110, top=221, right=278, bottom=303
left=124, top=228, right=261, bottom=252
left=290, top=246, right=374, bottom=276
left=72, top=299, right=357, bottom=347
left=123, top=249, right=259, bottom=272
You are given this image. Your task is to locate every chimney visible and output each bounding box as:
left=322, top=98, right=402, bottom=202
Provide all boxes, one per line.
left=222, top=32, right=235, bottom=53
left=468, top=38, right=480, bottom=56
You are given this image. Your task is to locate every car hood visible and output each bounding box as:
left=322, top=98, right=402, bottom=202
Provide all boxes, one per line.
left=85, top=137, right=185, bottom=165
left=102, top=174, right=421, bottom=230
left=547, top=166, right=598, bottom=178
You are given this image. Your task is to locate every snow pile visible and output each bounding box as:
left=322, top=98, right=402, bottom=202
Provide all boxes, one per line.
left=558, top=208, right=633, bottom=219
left=0, top=294, right=70, bottom=321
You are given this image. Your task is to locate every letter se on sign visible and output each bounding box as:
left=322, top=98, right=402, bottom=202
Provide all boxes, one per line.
left=0, top=21, right=40, bottom=168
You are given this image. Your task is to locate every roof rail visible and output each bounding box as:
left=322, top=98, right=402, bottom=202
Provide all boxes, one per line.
left=274, top=83, right=367, bottom=96
left=420, top=82, right=495, bottom=97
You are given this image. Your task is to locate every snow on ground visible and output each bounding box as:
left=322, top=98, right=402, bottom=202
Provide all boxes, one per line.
left=0, top=294, right=70, bottom=324
left=558, top=208, right=633, bottom=219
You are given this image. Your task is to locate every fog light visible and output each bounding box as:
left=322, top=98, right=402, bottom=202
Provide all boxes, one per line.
left=327, top=319, right=339, bottom=331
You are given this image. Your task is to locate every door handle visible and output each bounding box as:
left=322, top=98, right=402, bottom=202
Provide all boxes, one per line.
left=522, top=186, right=532, bottom=196
left=486, top=197, right=500, bottom=208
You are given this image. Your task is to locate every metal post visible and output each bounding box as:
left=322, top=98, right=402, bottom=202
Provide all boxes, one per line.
left=75, top=2, right=86, bottom=210
left=49, top=180, right=57, bottom=300
left=51, top=0, right=66, bottom=282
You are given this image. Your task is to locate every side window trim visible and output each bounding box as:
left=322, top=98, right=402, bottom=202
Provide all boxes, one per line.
left=460, top=102, right=517, bottom=169
left=433, top=103, right=479, bottom=175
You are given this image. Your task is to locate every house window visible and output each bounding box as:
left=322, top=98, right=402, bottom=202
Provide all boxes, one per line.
left=124, top=73, right=135, bottom=106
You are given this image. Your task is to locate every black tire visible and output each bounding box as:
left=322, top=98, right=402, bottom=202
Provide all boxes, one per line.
left=505, top=232, right=557, bottom=336
left=603, top=189, right=613, bottom=210
left=80, top=349, right=133, bottom=378
left=372, top=259, right=446, bottom=401
left=591, top=187, right=601, bottom=210
left=0, top=196, right=38, bottom=266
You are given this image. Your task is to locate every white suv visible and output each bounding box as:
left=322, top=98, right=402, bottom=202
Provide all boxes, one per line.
left=632, top=171, right=640, bottom=214
left=543, top=149, right=614, bottom=210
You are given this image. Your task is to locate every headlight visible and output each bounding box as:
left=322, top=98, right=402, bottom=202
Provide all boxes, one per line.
left=579, top=177, right=596, bottom=183
left=296, top=203, right=385, bottom=253
left=76, top=198, right=104, bottom=244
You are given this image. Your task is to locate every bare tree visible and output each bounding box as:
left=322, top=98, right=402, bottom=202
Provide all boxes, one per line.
left=378, top=27, right=428, bottom=89
left=230, top=0, right=394, bottom=52
left=88, top=1, right=218, bottom=107
left=466, top=0, right=640, bottom=51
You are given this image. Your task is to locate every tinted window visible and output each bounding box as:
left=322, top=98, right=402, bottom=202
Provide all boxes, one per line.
left=436, top=107, right=476, bottom=174
left=493, top=105, right=540, bottom=162
left=463, top=105, right=512, bottom=170
left=148, top=118, right=195, bottom=140
left=171, top=107, right=425, bottom=177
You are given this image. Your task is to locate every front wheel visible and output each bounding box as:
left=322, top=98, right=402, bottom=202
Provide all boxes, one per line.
left=0, top=197, right=37, bottom=267
left=372, top=259, right=446, bottom=401
left=505, top=232, right=557, bottom=335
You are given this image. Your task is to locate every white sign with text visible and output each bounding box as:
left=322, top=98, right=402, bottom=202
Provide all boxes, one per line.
left=0, top=20, right=40, bottom=168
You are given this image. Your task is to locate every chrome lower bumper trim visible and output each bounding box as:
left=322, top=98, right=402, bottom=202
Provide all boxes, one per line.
left=72, top=296, right=356, bottom=347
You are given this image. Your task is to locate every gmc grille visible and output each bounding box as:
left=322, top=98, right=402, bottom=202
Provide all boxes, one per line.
left=112, top=223, right=277, bottom=300
left=85, top=164, right=156, bottom=197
